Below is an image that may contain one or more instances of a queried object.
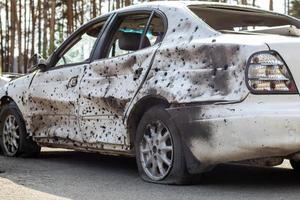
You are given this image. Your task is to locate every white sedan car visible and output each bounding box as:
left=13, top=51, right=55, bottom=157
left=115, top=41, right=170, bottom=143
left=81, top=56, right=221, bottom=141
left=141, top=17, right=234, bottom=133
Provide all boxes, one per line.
left=1, top=1, right=300, bottom=184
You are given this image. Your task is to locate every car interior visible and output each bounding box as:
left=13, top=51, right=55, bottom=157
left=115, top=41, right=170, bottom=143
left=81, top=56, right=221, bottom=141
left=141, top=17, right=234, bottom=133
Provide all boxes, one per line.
left=107, top=14, right=165, bottom=58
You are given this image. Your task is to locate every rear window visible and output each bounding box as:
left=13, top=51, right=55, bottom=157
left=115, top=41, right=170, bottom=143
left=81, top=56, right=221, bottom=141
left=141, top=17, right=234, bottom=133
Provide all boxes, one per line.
left=188, top=5, right=300, bottom=32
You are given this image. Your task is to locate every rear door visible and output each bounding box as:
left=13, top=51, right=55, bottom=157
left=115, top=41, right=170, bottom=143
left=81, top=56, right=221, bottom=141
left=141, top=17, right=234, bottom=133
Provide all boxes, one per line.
left=78, top=10, right=166, bottom=151
left=28, top=16, right=110, bottom=144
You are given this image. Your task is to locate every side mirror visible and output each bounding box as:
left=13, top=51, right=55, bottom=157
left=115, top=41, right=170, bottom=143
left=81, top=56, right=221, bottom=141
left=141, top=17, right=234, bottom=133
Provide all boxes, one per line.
left=29, top=54, right=48, bottom=72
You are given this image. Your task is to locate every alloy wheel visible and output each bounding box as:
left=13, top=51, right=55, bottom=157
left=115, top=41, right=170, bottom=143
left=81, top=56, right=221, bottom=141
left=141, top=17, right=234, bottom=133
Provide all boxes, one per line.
left=139, top=120, right=174, bottom=181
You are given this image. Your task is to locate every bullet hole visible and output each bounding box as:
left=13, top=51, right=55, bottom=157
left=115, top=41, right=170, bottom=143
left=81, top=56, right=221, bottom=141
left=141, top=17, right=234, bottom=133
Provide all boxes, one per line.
left=213, top=68, right=217, bottom=76
left=87, top=93, right=92, bottom=100
left=212, top=39, right=216, bottom=43
left=194, top=26, right=199, bottom=32
left=223, top=64, right=229, bottom=70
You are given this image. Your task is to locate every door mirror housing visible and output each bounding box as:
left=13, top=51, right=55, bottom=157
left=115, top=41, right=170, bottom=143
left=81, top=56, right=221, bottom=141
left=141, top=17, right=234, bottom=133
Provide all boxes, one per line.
left=29, top=54, right=48, bottom=72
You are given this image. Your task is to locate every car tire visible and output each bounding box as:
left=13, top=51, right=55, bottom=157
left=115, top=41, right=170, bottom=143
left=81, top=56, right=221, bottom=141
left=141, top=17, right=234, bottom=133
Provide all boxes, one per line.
left=0, top=102, right=41, bottom=157
left=135, top=105, right=191, bottom=184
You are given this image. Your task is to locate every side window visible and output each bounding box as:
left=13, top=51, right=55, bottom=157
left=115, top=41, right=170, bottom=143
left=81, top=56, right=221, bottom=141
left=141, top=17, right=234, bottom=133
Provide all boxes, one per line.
left=107, top=14, right=151, bottom=58
left=56, top=21, right=106, bottom=66
left=105, top=13, right=166, bottom=59
left=142, top=14, right=165, bottom=47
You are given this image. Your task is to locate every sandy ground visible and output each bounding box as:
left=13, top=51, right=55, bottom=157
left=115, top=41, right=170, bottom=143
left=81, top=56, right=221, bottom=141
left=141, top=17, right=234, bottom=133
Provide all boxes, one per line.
left=0, top=147, right=300, bottom=200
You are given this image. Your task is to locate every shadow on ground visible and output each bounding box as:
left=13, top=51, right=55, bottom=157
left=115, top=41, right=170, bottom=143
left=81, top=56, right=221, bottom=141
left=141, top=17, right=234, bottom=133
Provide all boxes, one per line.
left=1, top=148, right=300, bottom=200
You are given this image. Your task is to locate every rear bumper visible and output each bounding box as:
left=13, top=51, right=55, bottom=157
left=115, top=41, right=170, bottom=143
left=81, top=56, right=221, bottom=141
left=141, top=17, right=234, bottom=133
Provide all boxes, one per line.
left=167, top=94, right=300, bottom=173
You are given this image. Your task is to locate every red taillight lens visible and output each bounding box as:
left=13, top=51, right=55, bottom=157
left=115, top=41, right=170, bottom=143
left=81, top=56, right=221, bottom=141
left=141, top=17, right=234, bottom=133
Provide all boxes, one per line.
left=246, top=51, right=298, bottom=94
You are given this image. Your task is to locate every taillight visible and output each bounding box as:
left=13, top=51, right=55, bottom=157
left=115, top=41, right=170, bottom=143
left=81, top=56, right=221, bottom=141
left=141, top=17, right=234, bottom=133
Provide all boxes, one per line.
left=246, top=51, right=298, bottom=94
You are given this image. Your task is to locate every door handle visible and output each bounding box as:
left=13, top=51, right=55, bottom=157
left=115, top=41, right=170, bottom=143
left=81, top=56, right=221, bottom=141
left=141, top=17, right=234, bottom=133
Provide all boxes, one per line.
left=67, top=76, right=78, bottom=88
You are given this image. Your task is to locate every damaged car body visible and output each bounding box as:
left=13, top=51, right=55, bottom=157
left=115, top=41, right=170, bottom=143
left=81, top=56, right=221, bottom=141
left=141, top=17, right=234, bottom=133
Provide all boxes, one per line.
left=1, top=1, right=300, bottom=184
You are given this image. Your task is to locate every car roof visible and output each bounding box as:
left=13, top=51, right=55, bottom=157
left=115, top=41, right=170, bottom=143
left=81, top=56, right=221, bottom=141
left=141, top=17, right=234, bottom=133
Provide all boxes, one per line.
left=120, top=1, right=290, bottom=19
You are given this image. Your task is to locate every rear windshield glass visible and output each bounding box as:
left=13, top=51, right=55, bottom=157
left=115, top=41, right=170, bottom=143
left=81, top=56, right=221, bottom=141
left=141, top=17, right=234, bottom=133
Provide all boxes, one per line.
left=188, top=5, right=300, bottom=32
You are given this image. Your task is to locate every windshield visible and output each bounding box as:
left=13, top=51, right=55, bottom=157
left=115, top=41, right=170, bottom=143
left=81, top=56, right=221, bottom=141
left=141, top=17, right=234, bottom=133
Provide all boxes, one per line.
left=188, top=5, right=300, bottom=35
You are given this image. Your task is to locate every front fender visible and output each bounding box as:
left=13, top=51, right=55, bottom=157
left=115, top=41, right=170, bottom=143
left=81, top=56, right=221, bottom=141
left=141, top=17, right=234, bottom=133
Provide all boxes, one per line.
left=0, top=73, right=36, bottom=122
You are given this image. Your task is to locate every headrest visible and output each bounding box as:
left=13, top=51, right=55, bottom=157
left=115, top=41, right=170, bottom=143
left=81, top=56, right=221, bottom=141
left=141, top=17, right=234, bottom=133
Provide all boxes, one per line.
left=119, top=32, right=150, bottom=51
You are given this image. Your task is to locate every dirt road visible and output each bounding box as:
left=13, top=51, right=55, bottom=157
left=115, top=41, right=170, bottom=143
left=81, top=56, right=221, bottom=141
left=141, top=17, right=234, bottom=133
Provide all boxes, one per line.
left=0, top=148, right=300, bottom=200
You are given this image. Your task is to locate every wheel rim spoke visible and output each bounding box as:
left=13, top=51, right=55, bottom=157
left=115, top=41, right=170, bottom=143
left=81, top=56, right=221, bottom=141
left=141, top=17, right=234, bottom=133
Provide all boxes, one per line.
left=160, top=154, right=171, bottom=166
left=157, top=156, right=166, bottom=175
left=141, top=144, right=151, bottom=154
left=145, top=155, right=153, bottom=167
left=160, top=145, right=173, bottom=152
left=11, top=138, right=18, bottom=148
left=143, top=135, right=152, bottom=146
left=151, top=158, right=158, bottom=175
left=148, top=125, right=156, bottom=138
left=139, top=120, right=174, bottom=181
left=12, top=129, right=19, bottom=139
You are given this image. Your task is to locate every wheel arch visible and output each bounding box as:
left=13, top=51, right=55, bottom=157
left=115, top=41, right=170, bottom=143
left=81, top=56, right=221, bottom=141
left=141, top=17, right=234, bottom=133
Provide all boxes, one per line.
left=126, top=95, right=170, bottom=149
left=0, top=96, right=17, bottom=110
left=0, top=96, right=20, bottom=122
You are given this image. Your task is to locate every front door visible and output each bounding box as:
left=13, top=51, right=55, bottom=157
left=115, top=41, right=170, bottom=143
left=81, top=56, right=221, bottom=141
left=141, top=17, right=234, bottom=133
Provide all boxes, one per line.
left=79, top=11, right=166, bottom=151
left=28, top=18, right=108, bottom=145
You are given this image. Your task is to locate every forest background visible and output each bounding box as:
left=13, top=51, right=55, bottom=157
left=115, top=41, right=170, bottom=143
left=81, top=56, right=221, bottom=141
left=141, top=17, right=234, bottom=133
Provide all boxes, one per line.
left=0, top=0, right=299, bottom=73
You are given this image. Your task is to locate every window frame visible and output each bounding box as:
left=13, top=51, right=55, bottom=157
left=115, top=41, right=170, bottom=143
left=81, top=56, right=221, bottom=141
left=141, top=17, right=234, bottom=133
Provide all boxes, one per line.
left=92, top=8, right=168, bottom=61
left=47, top=13, right=114, bottom=70
left=107, top=12, right=152, bottom=58
left=139, top=10, right=168, bottom=49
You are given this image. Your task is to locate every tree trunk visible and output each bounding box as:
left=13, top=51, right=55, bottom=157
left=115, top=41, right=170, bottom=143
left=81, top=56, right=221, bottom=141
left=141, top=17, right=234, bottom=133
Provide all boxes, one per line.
left=241, top=0, right=247, bottom=5
left=125, top=0, right=130, bottom=6
left=269, top=0, right=273, bottom=11
left=24, top=0, right=30, bottom=72
left=17, top=0, right=22, bottom=72
left=4, top=0, right=9, bottom=72
left=80, top=0, right=84, bottom=24
left=42, top=1, right=48, bottom=58
left=10, top=0, right=17, bottom=72
left=66, top=0, right=74, bottom=35
left=116, top=0, right=120, bottom=9
left=74, top=0, right=79, bottom=28
left=30, top=0, right=36, bottom=58
left=99, top=0, right=102, bottom=14
left=49, top=0, right=56, bottom=54
left=0, top=11, right=4, bottom=72
left=24, top=0, right=33, bottom=73
left=37, top=0, right=42, bottom=54
left=92, top=0, right=97, bottom=18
